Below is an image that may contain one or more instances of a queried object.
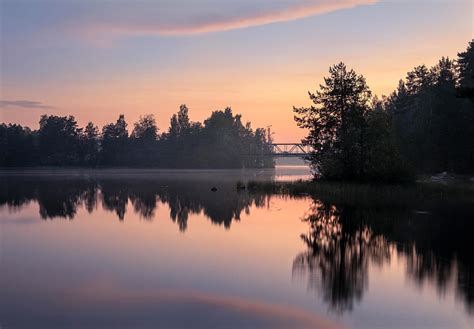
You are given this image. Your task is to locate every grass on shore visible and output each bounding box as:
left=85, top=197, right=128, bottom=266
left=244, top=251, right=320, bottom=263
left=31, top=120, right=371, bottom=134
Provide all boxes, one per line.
left=244, top=179, right=474, bottom=208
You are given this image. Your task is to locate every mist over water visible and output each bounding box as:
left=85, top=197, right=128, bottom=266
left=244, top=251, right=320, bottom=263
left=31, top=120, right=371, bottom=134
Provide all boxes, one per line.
left=0, top=167, right=473, bottom=329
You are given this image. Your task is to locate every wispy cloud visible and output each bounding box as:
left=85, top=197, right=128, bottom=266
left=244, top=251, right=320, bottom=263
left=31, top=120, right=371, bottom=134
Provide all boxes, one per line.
left=78, top=0, right=378, bottom=39
left=0, top=100, right=54, bottom=109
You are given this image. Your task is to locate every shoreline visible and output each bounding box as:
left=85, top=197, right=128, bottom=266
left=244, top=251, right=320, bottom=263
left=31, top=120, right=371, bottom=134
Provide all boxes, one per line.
left=244, top=179, right=474, bottom=208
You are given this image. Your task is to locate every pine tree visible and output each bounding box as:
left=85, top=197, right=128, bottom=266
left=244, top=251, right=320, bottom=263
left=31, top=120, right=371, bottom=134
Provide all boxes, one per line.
left=293, top=62, right=372, bottom=180
left=458, top=39, right=474, bottom=98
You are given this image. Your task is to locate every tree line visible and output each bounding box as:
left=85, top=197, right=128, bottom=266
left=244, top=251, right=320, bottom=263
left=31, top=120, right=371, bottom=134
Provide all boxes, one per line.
left=0, top=106, right=274, bottom=168
left=2, top=40, right=472, bottom=175
left=294, top=40, right=474, bottom=182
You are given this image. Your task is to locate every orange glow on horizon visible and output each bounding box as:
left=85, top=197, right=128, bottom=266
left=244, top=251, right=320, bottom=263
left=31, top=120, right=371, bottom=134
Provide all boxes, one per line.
left=1, top=35, right=471, bottom=142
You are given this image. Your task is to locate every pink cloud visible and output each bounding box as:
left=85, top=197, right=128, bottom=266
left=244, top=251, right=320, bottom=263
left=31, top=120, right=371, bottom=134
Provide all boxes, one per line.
left=79, top=0, right=378, bottom=39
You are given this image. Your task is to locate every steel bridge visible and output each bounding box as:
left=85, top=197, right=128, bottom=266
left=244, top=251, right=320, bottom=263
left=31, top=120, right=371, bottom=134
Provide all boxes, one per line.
left=250, top=143, right=312, bottom=158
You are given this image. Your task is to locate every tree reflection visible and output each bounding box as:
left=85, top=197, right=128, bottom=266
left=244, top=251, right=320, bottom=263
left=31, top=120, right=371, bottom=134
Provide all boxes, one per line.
left=293, top=198, right=474, bottom=315
left=100, top=180, right=130, bottom=220
left=0, top=176, right=266, bottom=231
left=0, top=177, right=472, bottom=315
left=292, top=202, right=390, bottom=312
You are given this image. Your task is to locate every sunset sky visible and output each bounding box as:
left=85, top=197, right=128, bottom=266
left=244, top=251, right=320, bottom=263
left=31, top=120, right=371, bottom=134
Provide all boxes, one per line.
left=1, top=0, right=472, bottom=141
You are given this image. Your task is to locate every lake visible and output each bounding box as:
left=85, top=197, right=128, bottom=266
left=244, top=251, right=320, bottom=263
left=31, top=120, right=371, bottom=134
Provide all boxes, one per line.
left=0, top=167, right=473, bottom=329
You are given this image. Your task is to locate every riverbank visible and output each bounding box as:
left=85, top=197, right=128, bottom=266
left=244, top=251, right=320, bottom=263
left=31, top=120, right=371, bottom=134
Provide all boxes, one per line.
left=245, top=179, right=474, bottom=208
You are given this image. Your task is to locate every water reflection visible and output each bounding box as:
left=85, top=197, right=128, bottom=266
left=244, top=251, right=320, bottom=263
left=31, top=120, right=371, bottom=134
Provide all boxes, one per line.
left=0, top=173, right=473, bottom=322
left=293, top=202, right=389, bottom=312
left=293, top=199, right=474, bottom=315
left=0, top=175, right=268, bottom=231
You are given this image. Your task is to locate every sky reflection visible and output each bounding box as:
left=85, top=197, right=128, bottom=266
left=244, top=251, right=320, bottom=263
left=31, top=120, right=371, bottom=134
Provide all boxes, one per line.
left=0, top=172, right=473, bottom=328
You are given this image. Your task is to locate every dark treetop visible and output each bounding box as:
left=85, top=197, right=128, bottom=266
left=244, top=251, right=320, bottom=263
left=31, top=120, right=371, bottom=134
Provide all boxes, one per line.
left=294, top=40, right=474, bottom=182
left=0, top=106, right=274, bottom=169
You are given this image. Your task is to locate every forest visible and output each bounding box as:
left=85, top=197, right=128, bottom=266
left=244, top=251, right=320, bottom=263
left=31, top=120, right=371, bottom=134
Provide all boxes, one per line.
left=1, top=40, right=473, bottom=176
left=294, top=40, right=474, bottom=181
left=0, top=106, right=274, bottom=168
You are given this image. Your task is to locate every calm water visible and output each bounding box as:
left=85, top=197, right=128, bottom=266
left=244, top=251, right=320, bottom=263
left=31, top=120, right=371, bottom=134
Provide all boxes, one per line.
left=0, top=167, right=473, bottom=329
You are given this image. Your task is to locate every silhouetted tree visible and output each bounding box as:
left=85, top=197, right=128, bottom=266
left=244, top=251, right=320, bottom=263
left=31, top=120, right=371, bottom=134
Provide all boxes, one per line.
left=81, top=122, right=100, bottom=166
left=168, top=104, right=191, bottom=138
left=38, top=115, right=81, bottom=166
left=129, top=114, right=160, bottom=166
left=131, top=114, right=158, bottom=142
left=387, top=41, right=474, bottom=173
left=294, top=63, right=371, bottom=179
left=0, top=124, right=36, bottom=166
left=1, top=41, right=472, bottom=171
left=457, top=40, right=474, bottom=169
left=364, top=98, right=413, bottom=182
left=1, top=107, right=272, bottom=169
left=458, top=39, right=474, bottom=98
left=201, top=108, right=249, bottom=168
left=294, top=62, right=407, bottom=181
left=100, top=114, right=129, bottom=166
left=159, top=106, right=273, bottom=168
left=162, top=105, right=202, bottom=167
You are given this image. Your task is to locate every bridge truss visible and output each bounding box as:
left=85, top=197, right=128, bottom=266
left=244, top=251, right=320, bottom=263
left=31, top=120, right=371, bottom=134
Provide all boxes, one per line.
left=249, top=143, right=312, bottom=158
